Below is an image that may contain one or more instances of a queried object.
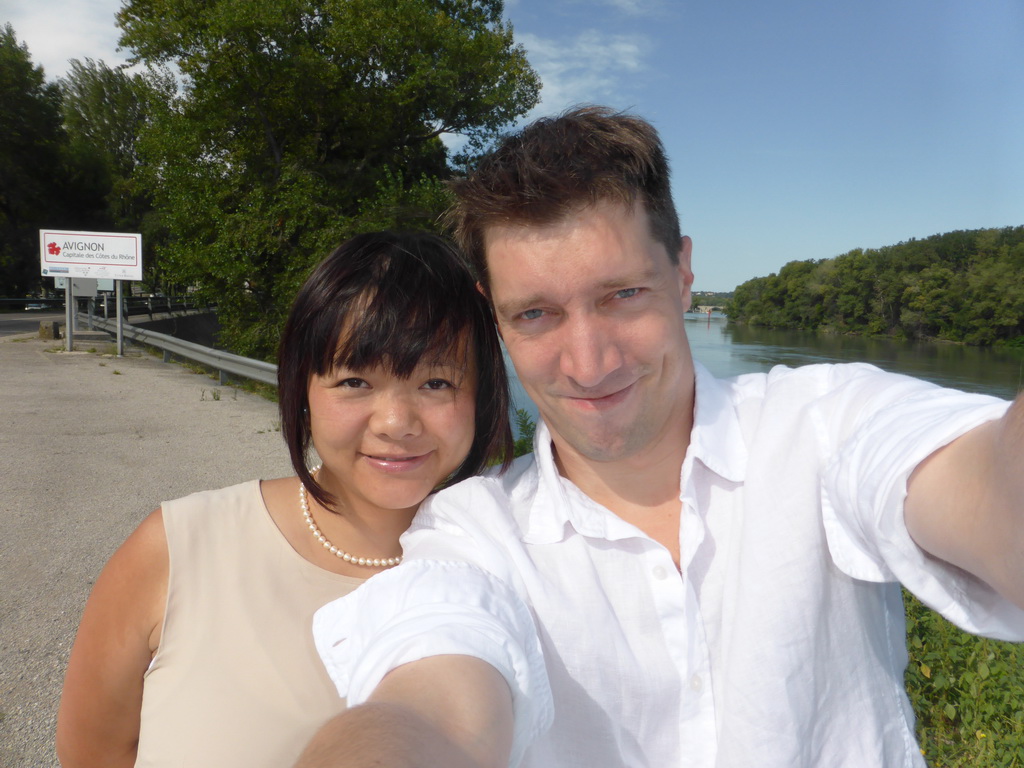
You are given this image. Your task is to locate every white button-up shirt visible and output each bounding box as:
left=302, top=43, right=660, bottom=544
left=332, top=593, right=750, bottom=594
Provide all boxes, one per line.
left=314, top=363, right=1024, bottom=768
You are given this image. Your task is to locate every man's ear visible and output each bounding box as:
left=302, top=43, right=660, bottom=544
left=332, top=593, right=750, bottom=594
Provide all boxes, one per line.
left=677, top=236, right=694, bottom=312
left=476, top=281, right=503, bottom=339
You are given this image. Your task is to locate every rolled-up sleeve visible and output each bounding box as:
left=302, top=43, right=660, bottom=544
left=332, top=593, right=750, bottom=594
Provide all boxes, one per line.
left=313, top=560, right=552, bottom=767
left=820, top=382, right=1024, bottom=639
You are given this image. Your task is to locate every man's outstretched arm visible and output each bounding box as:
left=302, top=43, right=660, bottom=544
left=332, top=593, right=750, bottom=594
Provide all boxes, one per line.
left=906, top=392, right=1024, bottom=609
left=295, top=655, right=514, bottom=768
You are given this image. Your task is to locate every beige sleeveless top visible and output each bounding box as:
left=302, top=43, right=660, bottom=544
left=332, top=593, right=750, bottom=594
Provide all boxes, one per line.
left=135, top=480, right=361, bottom=768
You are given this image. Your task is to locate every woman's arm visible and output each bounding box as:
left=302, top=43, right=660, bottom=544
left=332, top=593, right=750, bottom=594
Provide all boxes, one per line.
left=56, top=508, right=169, bottom=768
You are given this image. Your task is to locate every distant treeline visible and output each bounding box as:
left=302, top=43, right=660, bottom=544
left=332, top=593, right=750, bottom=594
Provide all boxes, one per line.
left=728, top=227, right=1024, bottom=346
left=692, top=291, right=733, bottom=308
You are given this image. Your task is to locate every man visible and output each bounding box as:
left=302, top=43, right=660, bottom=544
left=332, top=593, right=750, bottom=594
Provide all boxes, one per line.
left=298, top=107, right=1024, bottom=768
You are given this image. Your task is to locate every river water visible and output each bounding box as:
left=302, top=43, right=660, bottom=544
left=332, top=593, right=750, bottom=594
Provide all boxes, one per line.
left=508, top=313, right=1024, bottom=423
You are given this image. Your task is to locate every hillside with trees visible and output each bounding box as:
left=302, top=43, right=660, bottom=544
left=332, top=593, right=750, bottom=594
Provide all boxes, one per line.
left=727, top=227, right=1024, bottom=346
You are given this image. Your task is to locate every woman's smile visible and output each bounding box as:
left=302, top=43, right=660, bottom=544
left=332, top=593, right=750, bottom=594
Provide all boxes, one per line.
left=361, top=451, right=435, bottom=473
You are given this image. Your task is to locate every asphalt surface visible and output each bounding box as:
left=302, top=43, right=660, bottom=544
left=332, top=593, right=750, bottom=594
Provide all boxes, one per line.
left=0, top=312, right=66, bottom=339
left=0, top=325, right=292, bottom=767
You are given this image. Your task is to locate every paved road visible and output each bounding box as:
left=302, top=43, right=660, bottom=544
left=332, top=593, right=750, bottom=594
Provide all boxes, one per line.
left=0, top=312, right=65, bottom=339
left=0, top=330, right=292, bottom=767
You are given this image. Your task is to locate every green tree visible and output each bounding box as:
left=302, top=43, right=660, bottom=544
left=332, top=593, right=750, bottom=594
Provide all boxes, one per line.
left=901, top=264, right=959, bottom=340
left=117, top=0, right=540, bottom=357
left=61, top=59, right=152, bottom=180
left=0, top=24, right=66, bottom=297
left=960, top=259, right=1024, bottom=346
left=59, top=59, right=175, bottom=290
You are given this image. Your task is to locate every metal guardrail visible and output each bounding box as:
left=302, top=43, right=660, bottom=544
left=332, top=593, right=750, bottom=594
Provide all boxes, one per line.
left=2, top=295, right=209, bottom=316
left=82, top=313, right=278, bottom=387
left=93, top=296, right=211, bottom=319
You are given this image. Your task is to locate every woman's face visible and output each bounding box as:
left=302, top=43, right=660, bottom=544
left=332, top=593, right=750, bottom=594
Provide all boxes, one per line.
left=307, top=347, right=477, bottom=516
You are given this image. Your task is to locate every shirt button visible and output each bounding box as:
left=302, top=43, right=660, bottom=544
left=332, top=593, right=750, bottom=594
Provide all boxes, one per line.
left=690, top=674, right=703, bottom=692
left=652, top=565, right=668, bottom=580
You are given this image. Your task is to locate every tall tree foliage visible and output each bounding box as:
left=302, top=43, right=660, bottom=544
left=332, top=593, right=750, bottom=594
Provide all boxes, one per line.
left=61, top=59, right=151, bottom=179
left=0, top=28, right=160, bottom=298
left=0, top=24, right=66, bottom=297
left=117, top=0, right=540, bottom=357
left=728, top=227, right=1024, bottom=346
left=59, top=59, right=174, bottom=290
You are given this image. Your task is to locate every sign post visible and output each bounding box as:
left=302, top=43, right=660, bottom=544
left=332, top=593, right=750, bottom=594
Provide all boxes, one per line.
left=64, top=281, right=73, bottom=351
left=116, top=280, right=124, bottom=356
left=39, top=230, right=142, bottom=354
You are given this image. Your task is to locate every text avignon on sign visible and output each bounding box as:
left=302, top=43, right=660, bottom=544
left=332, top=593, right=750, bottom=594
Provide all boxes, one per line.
left=39, top=229, right=143, bottom=282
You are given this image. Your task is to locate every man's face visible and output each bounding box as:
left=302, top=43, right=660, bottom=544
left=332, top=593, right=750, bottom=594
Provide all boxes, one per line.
left=485, top=200, right=695, bottom=468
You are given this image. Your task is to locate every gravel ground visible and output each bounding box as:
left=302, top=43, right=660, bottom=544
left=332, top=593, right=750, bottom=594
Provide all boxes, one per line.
left=0, top=331, right=292, bottom=767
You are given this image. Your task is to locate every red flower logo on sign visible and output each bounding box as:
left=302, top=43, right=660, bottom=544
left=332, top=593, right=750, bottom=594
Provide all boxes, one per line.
left=47, top=242, right=61, bottom=256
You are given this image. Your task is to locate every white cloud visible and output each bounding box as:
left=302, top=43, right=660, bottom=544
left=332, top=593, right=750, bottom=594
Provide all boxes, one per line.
left=518, top=29, right=648, bottom=118
left=561, top=0, right=664, bottom=15
left=3, top=0, right=127, bottom=80
left=441, top=27, right=648, bottom=151
left=600, top=0, right=657, bottom=14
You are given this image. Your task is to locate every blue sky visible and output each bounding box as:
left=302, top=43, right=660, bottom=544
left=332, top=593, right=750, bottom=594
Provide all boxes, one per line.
left=6, top=0, right=1023, bottom=291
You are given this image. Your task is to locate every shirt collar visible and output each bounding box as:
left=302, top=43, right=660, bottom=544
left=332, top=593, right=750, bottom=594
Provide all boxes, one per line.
left=688, top=361, right=748, bottom=484
left=518, top=419, right=580, bottom=544
left=522, top=361, right=748, bottom=544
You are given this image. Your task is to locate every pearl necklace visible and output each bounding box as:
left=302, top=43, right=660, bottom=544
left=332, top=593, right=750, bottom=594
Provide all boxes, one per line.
left=299, top=471, right=403, bottom=568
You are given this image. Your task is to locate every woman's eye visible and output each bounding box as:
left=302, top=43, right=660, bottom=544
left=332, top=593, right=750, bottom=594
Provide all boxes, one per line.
left=338, top=378, right=368, bottom=388
left=615, top=288, right=640, bottom=299
left=423, top=379, right=454, bottom=391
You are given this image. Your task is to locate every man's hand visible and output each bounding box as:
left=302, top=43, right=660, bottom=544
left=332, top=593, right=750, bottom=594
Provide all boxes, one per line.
left=295, top=656, right=514, bottom=768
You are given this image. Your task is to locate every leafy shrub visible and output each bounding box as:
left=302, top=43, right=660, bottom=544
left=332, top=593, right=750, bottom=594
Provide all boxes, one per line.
left=513, top=408, right=536, bottom=458
left=905, top=591, right=1024, bottom=767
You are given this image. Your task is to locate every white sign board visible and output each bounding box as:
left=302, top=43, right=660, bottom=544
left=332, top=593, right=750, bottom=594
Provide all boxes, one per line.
left=40, top=229, right=142, bottom=281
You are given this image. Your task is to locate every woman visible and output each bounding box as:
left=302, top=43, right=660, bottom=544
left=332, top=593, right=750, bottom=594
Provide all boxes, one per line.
left=56, top=231, right=513, bottom=767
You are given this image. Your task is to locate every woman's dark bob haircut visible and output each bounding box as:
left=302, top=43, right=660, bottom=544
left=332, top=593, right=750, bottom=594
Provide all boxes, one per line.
left=278, top=231, right=513, bottom=510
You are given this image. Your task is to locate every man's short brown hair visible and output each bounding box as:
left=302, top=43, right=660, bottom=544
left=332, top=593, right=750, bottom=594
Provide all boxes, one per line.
left=447, top=105, right=682, bottom=293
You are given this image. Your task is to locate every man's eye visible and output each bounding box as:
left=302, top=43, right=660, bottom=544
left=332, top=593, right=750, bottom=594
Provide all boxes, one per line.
left=615, top=288, right=640, bottom=299
left=521, top=308, right=545, bottom=321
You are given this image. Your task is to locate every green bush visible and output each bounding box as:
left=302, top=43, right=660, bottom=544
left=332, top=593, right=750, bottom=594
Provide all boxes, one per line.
left=905, top=591, right=1024, bottom=767
left=513, top=408, right=536, bottom=458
